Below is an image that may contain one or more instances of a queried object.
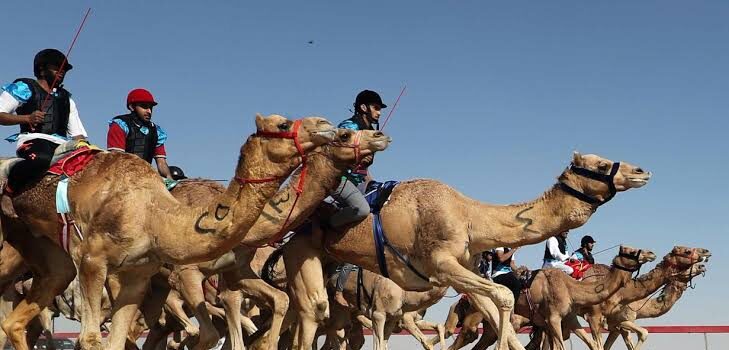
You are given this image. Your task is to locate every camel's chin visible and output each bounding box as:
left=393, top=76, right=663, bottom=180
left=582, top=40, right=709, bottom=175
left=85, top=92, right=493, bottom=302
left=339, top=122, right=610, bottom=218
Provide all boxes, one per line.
left=371, top=140, right=390, bottom=151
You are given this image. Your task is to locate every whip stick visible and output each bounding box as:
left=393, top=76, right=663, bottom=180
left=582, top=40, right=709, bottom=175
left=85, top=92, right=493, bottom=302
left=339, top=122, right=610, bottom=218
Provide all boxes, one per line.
left=380, top=85, right=406, bottom=130
left=35, top=8, right=92, bottom=130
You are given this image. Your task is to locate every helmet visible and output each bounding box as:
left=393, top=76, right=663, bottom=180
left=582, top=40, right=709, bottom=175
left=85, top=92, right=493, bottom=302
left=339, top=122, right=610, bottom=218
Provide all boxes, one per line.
left=581, top=235, right=596, bottom=246
left=169, top=166, right=186, bottom=180
left=34, top=48, right=72, bottom=77
left=354, top=90, right=387, bottom=109
left=127, top=88, right=158, bottom=107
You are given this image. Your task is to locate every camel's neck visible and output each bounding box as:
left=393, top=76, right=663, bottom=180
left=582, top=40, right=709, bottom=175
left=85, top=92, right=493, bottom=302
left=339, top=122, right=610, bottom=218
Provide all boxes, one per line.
left=636, top=285, right=686, bottom=319
left=242, top=151, right=345, bottom=245
left=401, top=287, right=448, bottom=312
left=153, top=140, right=293, bottom=263
left=615, top=261, right=674, bottom=304
left=466, top=185, right=596, bottom=251
left=566, top=267, right=632, bottom=307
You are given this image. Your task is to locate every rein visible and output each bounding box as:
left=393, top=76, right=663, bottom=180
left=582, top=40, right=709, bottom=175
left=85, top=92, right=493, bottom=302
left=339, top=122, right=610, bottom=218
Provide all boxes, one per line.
left=240, top=119, right=308, bottom=248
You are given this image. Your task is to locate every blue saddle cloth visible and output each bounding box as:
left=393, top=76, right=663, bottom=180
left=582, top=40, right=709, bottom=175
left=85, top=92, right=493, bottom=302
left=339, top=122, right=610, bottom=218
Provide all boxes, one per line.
left=364, top=180, right=429, bottom=281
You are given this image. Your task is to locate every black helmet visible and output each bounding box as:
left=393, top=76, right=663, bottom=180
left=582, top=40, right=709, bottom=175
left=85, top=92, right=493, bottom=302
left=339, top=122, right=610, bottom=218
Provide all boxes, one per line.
left=581, top=235, right=596, bottom=246
left=354, top=90, right=387, bottom=109
left=169, top=166, right=187, bottom=180
left=34, top=49, right=72, bottom=77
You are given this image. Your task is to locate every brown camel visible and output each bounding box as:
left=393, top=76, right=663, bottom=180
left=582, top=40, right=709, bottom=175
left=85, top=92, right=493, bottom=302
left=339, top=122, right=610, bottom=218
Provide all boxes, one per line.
left=163, top=128, right=391, bottom=350
left=455, top=247, right=710, bottom=350
left=283, top=152, right=651, bottom=350
left=579, top=246, right=711, bottom=350
left=0, top=115, right=336, bottom=350
left=323, top=266, right=447, bottom=350
left=602, top=263, right=707, bottom=350
left=451, top=246, right=656, bottom=350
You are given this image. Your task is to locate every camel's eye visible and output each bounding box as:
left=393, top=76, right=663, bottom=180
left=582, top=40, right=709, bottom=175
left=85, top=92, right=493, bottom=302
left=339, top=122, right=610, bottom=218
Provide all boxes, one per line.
left=597, top=163, right=610, bottom=173
left=278, top=123, right=290, bottom=130
left=340, top=133, right=351, bottom=142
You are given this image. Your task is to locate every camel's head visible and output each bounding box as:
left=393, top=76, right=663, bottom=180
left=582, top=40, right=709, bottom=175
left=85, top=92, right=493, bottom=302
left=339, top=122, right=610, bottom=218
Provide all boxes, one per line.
left=329, top=129, right=392, bottom=164
left=251, top=114, right=336, bottom=164
left=664, top=246, right=712, bottom=270
left=612, top=245, right=656, bottom=271
left=559, top=152, right=651, bottom=205
left=673, top=262, right=707, bottom=283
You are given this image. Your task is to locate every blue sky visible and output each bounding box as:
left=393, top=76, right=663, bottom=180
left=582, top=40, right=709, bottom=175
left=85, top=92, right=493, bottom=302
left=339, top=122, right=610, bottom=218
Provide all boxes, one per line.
left=3, top=0, right=727, bottom=337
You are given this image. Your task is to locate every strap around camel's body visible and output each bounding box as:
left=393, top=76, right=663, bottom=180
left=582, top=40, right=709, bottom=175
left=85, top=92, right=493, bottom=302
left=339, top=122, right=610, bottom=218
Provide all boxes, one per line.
left=366, top=180, right=429, bottom=282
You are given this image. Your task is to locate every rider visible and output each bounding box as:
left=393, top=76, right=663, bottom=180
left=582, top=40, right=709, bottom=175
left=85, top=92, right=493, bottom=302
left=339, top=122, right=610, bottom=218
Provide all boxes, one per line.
left=107, top=88, right=173, bottom=179
left=332, top=89, right=387, bottom=307
left=542, top=231, right=574, bottom=275
left=492, top=247, right=522, bottom=300
left=572, top=235, right=596, bottom=264
left=0, top=49, right=88, bottom=213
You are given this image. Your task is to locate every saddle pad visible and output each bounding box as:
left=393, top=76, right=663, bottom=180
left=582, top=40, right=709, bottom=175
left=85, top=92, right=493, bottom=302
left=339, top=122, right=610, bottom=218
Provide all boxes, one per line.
left=48, top=146, right=103, bottom=177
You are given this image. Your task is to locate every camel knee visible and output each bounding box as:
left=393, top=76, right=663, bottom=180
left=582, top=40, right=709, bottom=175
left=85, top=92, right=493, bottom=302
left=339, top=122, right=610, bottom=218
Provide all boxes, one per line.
left=315, top=300, right=329, bottom=322
left=272, top=294, right=290, bottom=316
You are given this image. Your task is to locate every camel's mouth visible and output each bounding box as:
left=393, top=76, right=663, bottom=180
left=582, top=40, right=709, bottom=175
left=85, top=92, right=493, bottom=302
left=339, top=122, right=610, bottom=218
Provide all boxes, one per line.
left=627, top=173, right=651, bottom=187
left=369, top=137, right=392, bottom=151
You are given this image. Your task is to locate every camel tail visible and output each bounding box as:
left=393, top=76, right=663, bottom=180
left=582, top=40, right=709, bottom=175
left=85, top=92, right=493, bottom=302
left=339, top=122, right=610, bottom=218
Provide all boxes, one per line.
left=261, top=246, right=285, bottom=286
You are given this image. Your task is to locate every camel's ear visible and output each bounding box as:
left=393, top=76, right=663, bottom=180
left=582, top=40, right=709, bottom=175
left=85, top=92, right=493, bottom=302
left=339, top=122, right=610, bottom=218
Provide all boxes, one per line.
left=572, top=151, right=583, bottom=166
left=255, top=113, right=265, bottom=131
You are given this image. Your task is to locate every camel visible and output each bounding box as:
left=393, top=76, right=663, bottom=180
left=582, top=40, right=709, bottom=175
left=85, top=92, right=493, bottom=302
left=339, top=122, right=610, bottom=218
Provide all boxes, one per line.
left=454, top=246, right=711, bottom=350
left=283, top=152, right=651, bottom=350
left=323, top=266, right=447, bottom=350
left=579, top=246, right=711, bottom=350
left=451, top=246, right=657, bottom=350
left=160, top=128, right=391, bottom=350
left=602, top=263, right=707, bottom=350
left=0, top=114, right=336, bottom=350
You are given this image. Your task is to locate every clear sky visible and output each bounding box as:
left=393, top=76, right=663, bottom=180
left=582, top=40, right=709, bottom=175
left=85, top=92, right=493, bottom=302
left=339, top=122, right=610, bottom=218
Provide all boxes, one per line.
left=3, top=0, right=727, bottom=342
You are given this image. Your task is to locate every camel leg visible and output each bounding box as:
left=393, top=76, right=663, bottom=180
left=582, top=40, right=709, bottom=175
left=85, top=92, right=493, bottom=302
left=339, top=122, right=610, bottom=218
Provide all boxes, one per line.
left=619, top=329, right=635, bottom=350
left=545, top=315, right=566, bottom=350
left=448, top=312, right=481, bottom=350
left=415, top=319, right=446, bottom=350
left=2, top=235, right=75, bottom=350
left=283, top=238, right=328, bottom=350
left=370, top=310, right=387, bottom=350
left=400, top=312, right=432, bottom=350
left=141, top=321, right=172, bottom=350
left=563, top=313, right=598, bottom=350
left=224, top=271, right=289, bottom=350
left=105, top=267, right=157, bottom=350
left=585, top=314, right=605, bottom=350
left=218, top=288, right=249, bottom=350
left=428, top=299, right=461, bottom=347
left=176, top=266, right=221, bottom=350
left=432, top=256, right=521, bottom=350
left=619, top=321, right=648, bottom=350
left=355, top=314, right=373, bottom=329
left=602, top=331, right=619, bottom=350
left=473, top=321, right=498, bottom=350
left=163, top=289, right=199, bottom=337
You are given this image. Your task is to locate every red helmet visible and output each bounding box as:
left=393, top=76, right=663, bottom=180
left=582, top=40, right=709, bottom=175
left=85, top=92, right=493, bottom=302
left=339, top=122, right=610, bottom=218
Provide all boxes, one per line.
left=126, top=88, right=158, bottom=106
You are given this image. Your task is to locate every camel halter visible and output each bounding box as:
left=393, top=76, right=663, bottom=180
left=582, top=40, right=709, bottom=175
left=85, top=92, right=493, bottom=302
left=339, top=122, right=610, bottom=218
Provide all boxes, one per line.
left=233, top=119, right=306, bottom=188
left=331, top=130, right=364, bottom=165
left=238, top=119, right=312, bottom=248
left=612, top=249, right=643, bottom=275
left=559, top=162, right=621, bottom=206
